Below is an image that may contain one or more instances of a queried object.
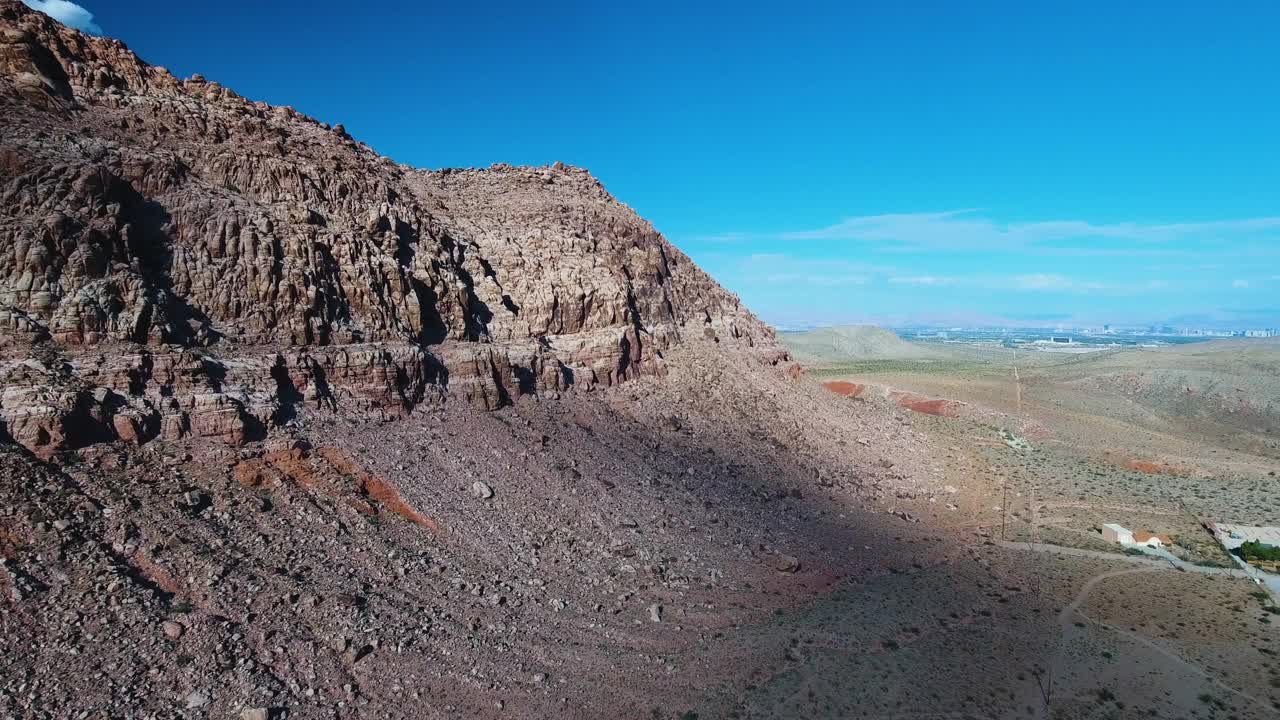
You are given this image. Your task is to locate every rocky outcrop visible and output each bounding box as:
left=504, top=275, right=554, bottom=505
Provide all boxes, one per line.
left=0, top=343, right=452, bottom=458
left=0, top=1, right=792, bottom=457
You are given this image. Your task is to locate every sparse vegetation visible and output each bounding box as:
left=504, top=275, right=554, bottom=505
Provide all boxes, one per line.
left=1239, top=540, right=1280, bottom=562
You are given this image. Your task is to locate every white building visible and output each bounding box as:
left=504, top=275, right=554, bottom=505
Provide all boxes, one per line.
left=1102, top=523, right=1133, bottom=545
left=1102, top=523, right=1171, bottom=548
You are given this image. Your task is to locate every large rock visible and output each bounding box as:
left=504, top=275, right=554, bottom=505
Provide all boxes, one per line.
left=0, top=0, right=794, bottom=454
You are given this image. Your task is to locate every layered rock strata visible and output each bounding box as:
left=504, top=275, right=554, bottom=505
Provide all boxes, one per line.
left=0, top=1, right=790, bottom=457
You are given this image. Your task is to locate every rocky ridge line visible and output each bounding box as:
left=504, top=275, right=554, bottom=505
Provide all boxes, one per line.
left=0, top=1, right=793, bottom=458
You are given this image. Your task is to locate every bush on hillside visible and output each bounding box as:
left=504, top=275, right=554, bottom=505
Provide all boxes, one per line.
left=1238, top=540, right=1280, bottom=562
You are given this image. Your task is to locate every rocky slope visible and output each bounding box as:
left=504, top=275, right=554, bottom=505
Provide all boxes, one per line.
left=0, top=0, right=785, bottom=459
left=0, top=5, right=961, bottom=720
left=0, top=336, right=949, bottom=719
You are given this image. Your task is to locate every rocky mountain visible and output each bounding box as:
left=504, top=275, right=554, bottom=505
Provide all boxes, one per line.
left=12, top=7, right=1268, bottom=720
left=0, top=0, right=784, bottom=458
left=0, top=5, right=957, bottom=720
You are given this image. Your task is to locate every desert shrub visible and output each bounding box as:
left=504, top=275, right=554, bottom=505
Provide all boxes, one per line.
left=1239, top=540, right=1280, bottom=562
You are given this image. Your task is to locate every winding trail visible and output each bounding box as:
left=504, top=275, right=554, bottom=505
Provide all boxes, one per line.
left=1059, top=566, right=1158, bottom=626
left=1024, top=547, right=1273, bottom=718
left=1035, top=567, right=1158, bottom=719
left=1012, top=363, right=1022, bottom=414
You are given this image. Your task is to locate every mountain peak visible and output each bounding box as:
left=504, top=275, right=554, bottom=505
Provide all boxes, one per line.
left=0, top=3, right=787, bottom=457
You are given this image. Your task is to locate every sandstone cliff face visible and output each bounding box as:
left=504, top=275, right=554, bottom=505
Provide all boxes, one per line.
left=0, top=1, right=788, bottom=457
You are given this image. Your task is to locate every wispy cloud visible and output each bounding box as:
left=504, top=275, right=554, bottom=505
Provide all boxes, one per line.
left=771, top=210, right=1280, bottom=253
left=22, top=1, right=102, bottom=34
left=709, top=252, right=1173, bottom=296
left=720, top=253, right=876, bottom=288
left=889, top=276, right=954, bottom=286
left=685, top=210, right=1276, bottom=327
left=1014, top=274, right=1104, bottom=291
left=690, top=231, right=757, bottom=244
left=1220, top=307, right=1280, bottom=315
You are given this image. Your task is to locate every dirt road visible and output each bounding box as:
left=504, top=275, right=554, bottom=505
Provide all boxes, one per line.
left=995, top=539, right=1251, bottom=578
left=1010, top=541, right=1273, bottom=718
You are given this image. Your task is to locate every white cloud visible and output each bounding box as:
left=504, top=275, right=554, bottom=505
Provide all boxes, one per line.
left=21, top=1, right=102, bottom=34
left=887, top=273, right=1163, bottom=293
left=711, top=252, right=1171, bottom=296
left=1013, top=274, right=1104, bottom=291
left=889, top=276, right=954, bottom=286
left=777, top=210, right=1280, bottom=252
left=725, top=253, right=875, bottom=288
left=805, top=275, right=868, bottom=287
left=1232, top=279, right=1250, bottom=288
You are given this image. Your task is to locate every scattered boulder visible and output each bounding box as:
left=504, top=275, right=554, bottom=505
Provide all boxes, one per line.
left=766, top=553, right=801, bottom=573
left=184, top=690, right=210, bottom=709
left=161, top=621, right=184, bottom=640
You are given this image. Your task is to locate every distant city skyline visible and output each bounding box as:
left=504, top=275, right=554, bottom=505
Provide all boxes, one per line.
left=30, top=1, right=1280, bottom=328
left=778, top=319, right=1280, bottom=336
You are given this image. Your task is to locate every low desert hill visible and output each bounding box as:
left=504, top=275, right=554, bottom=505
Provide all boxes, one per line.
left=780, top=324, right=945, bottom=365
left=1036, top=337, right=1280, bottom=438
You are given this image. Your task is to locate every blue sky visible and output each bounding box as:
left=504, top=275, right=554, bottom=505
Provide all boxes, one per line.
left=35, top=1, right=1280, bottom=328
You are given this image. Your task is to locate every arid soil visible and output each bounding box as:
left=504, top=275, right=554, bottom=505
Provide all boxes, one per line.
left=794, top=332, right=1280, bottom=718
left=802, top=338, right=1280, bottom=507
left=2, top=4, right=1278, bottom=719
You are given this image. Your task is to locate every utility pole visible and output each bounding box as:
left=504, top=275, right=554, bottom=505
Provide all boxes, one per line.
left=1001, top=478, right=1008, bottom=540
left=1029, top=480, right=1037, bottom=547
